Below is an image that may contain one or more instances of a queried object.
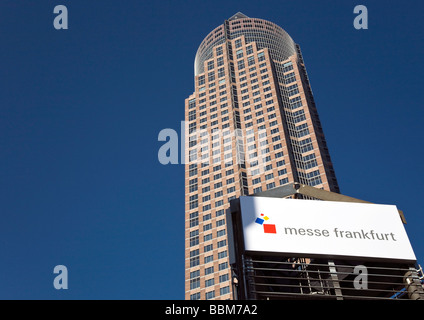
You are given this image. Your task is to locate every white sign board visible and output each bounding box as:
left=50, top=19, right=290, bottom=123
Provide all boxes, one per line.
left=239, top=196, right=416, bottom=262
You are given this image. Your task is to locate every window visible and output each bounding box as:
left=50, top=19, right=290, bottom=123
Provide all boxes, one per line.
left=205, top=278, right=215, bottom=287
left=299, top=138, right=313, bottom=153
left=188, top=99, right=196, bottom=110
left=213, top=173, right=222, bottom=180
left=287, top=84, right=299, bottom=96
left=237, top=60, right=245, bottom=70
left=296, top=123, right=309, bottom=138
left=278, top=168, right=287, bottom=176
left=280, top=177, right=289, bottom=185
left=293, top=110, right=306, bottom=123
left=226, top=177, right=235, bottom=184
left=219, top=262, right=228, bottom=270
left=310, top=176, right=322, bottom=186
left=190, top=256, right=199, bottom=267
left=265, top=173, right=274, bottom=180
left=190, top=292, right=200, bottom=300
left=215, top=190, right=223, bottom=198
left=207, top=60, right=214, bottom=71
left=203, top=233, right=212, bottom=242
left=217, top=56, right=224, bottom=66
left=219, top=273, right=229, bottom=283
left=290, top=96, right=303, bottom=109
left=216, top=209, right=225, bottom=217
left=216, top=219, right=225, bottom=227
left=190, top=212, right=199, bottom=228
left=205, top=290, right=215, bottom=300
left=188, top=109, right=196, bottom=121
left=303, top=153, right=318, bottom=169
left=284, top=72, right=296, bottom=84
left=276, top=160, right=285, bottom=167
left=261, top=147, right=269, bottom=155
left=190, top=277, right=200, bottom=289
left=202, top=177, right=210, bottom=184
left=283, top=61, right=293, bottom=73
left=266, top=182, right=275, bottom=189
left=216, top=46, right=223, bottom=56
left=217, top=239, right=226, bottom=248
left=189, top=200, right=198, bottom=210
left=215, top=200, right=224, bottom=207
left=189, top=236, right=198, bottom=247
left=218, top=251, right=227, bottom=259
left=258, top=52, right=265, bottom=61
left=220, top=286, right=230, bottom=295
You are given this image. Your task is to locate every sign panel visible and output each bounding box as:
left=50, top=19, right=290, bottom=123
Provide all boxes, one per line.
left=239, top=196, right=416, bottom=262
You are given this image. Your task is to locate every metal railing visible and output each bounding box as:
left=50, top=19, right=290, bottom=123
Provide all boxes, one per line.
left=241, top=257, right=423, bottom=300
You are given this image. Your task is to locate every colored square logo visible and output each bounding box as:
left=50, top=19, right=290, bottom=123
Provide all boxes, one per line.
left=263, top=224, right=277, bottom=234
left=255, top=218, right=264, bottom=225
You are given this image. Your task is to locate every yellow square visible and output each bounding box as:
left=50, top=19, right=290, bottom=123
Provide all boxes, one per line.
left=263, top=216, right=269, bottom=221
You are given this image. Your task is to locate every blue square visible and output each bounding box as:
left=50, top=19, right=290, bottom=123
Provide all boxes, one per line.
left=255, top=218, right=264, bottom=225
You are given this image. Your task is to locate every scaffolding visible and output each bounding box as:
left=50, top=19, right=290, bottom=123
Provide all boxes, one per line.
left=228, top=183, right=424, bottom=300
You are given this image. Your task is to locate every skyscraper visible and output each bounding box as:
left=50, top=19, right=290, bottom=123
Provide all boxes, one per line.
left=184, top=13, right=339, bottom=300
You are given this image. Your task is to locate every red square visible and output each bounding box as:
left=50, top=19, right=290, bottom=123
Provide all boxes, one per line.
left=263, top=224, right=276, bottom=234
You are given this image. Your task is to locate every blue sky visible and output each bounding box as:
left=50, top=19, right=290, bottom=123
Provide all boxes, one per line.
left=0, top=0, right=423, bottom=299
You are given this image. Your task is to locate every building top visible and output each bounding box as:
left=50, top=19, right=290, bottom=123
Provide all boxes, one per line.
left=194, top=14, right=297, bottom=76
left=228, top=12, right=249, bottom=21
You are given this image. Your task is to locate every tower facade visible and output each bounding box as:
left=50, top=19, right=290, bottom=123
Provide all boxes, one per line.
left=184, top=13, right=339, bottom=300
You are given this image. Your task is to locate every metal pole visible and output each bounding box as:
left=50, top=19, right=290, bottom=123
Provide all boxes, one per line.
left=328, top=260, right=343, bottom=300
left=403, top=267, right=424, bottom=300
left=243, top=255, right=257, bottom=300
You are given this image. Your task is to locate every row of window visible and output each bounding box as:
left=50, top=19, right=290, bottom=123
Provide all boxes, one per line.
left=188, top=209, right=225, bottom=227
left=189, top=250, right=228, bottom=268
left=190, top=273, right=230, bottom=290
left=190, top=286, right=230, bottom=300
left=189, top=196, right=228, bottom=211
left=189, top=229, right=227, bottom=247
left=190, top=239, right=227, bottom=257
